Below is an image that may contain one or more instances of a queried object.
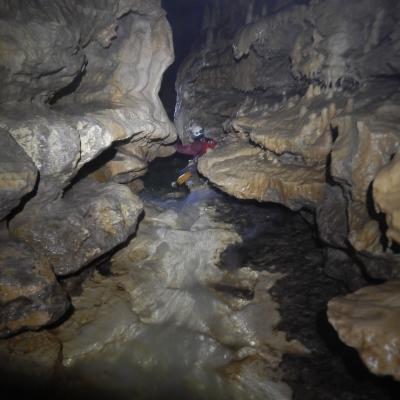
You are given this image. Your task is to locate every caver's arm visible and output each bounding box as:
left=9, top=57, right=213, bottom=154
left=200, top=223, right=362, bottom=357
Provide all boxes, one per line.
left=175, top=141, right=203, bottom=156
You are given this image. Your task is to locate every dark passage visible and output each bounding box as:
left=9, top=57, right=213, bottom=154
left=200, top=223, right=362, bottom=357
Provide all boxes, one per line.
left=160, top=0, right=206, bottom=118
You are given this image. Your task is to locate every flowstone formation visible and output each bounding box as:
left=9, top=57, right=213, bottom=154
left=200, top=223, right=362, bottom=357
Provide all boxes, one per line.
left=328, top=280, right=400, bottom=381
left=176, top=0, right=400, bottom=380
left=51, top=191, right=302, bottom=400
left=0, top=0, right=176, bottom=336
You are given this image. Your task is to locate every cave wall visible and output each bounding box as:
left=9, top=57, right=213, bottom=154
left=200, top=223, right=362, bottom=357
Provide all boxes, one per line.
left=0, top=0, right=176, bottom=337
left=175, top=0, right=400, bottom=379
left=176, top=0, right=400, bottom=275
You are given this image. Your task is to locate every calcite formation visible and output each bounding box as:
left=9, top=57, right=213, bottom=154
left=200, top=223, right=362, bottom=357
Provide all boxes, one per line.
left=0, top=129, right=37, bottom=220
left=374, top=153, right=400, bottom=246
left=10, top=180, right=143, bottom=276
left=176, top=0, right=400, bottom=273
left=176, top=0, right=400, bottom=378
left=328, top=281, right=400, bottom=381
left=0, top=0, right=175, bottom=334
left=53, top=190, right=302, bottom=399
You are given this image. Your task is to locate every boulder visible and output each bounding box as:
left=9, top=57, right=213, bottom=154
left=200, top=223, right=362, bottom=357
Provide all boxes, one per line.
left=0, top=130, right=37, bottom=220
left=328, top=280, right=400, bottom=381
left=10, top=180, right=143, bottom=276
left=0, top=241, right=69, bottom=337
left=176, top=0, right=400, bottom=275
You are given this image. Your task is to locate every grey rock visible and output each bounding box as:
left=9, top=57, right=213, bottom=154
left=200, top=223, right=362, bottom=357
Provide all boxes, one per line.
left=316, top=185, right=348, bottom=248
left=177, top=0, right=400, bottom=275
left=0, top=129, right=37, bottom=220
left=10, top=180, right=144, bottom=276
left=0, top=240, right=69, bottom=338
left=323, top=248, right=366, bottom=292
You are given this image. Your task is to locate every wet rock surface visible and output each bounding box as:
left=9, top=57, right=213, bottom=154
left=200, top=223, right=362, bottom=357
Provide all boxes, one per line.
left=175, top=0, right=400, bottom=376
left=0, top=240, right=69, bottom=337
left=1, top=156, right=400, bottom=399
left=0, top=0, right=176, bottom=331
left=213, top=186, right=399, bottom=400
left=0, top=129, right=37, bottom=221
left=10, top=180, right=143, bottom=276
left=328, top=280, right=400, bottom=381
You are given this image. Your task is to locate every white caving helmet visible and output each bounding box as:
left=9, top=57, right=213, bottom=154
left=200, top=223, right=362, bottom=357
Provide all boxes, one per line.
left=190, top=125, right=204, bottom=139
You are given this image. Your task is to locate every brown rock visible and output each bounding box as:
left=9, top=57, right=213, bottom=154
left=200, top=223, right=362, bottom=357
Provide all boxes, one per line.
left=10, top=180, right=143, bottom=276
left=328, top=280, right=400, bottom=380
left=0, top=129, right=37, bottom=220
left=0, top=241, right=69, bottom=337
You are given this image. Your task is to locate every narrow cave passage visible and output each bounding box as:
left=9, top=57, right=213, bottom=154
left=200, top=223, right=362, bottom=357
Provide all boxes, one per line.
left=0, top=1, right=400, bottom=400
left=159, top=0, right=206, bottom=119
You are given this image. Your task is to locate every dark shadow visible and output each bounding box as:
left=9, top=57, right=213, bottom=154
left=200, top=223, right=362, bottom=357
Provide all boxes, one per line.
left=48, top=67, right=86, bottom=106
left=0, top=376, right=127, bottom=400
left=0, top=370, right=221, bottom=400
left=212, top=283, right=254, bottom=300
left=391, top=241, right=400, bottom=254
left=141, top=152, right=191, bottom=196
left=366, top=181, right=389, bottom=250
left=56, top=209, right=145, bottom=283
left=63, top=146, right=117, bottom=194
left=6, top=172, right=40, bottom=225
left=325, top=125, right=339, bottom=185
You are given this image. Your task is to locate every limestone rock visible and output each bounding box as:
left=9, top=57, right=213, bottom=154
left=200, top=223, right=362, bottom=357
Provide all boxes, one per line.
left=198, top=141, right=326, bottom=211
left=0, top=129, right=37, bottom=220
left=293, top=0, right=400, bottom=85
left=10, top=180, right=143, bottom=276
left=0, top=241, right=69, bottom=337
left=246, top=91, right=339, bottom=165
left=316, top=185, right=348, bottom=248
left=328, top=280, right=400, bottom=381
left=329, top=86, right=400, bottom=254
left=0, top=0, right=176, bottom=199
left=55, top=273, right=140, bottom=367
left=1, top=107, right=81, bottom=200
left=374, top=153, right=400, bottom=245
left=53, top=190, right=300, bottom=399
left=176, top=0, right=400, bottom=275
